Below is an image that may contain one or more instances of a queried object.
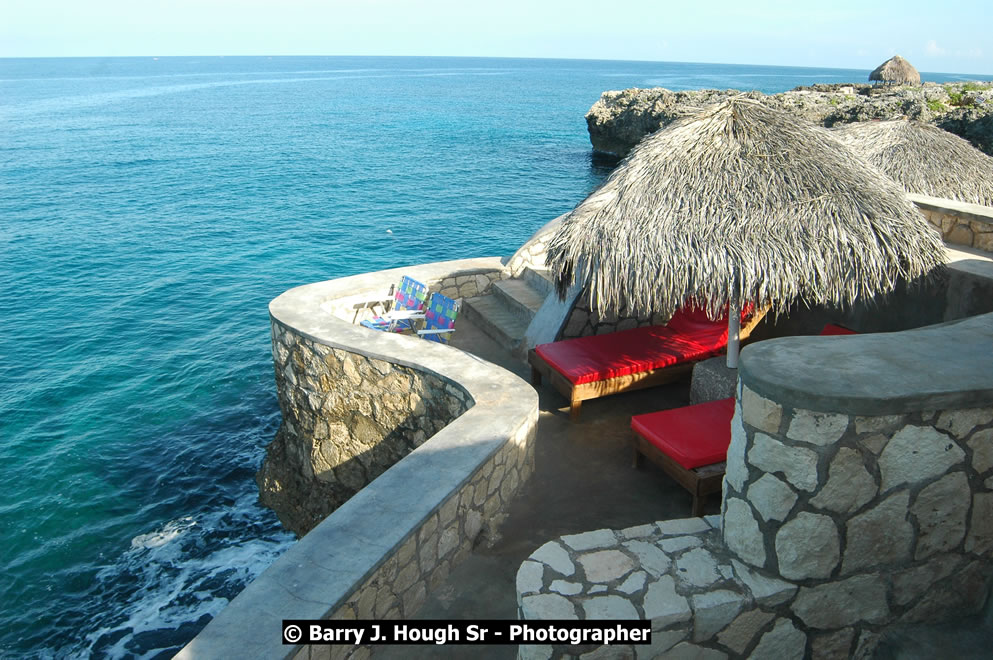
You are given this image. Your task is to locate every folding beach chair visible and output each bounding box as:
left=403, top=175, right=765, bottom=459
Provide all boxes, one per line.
left=360, top=275, right=428, bottom=333
left=416, top=292, right=460, bottom=344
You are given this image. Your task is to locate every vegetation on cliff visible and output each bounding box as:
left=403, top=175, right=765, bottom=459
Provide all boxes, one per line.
left=586, top=82, right=993, bottom=158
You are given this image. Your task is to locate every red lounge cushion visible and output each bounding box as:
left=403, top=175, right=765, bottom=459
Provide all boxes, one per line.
left=535, top=307, right=736, bottom=386
left=820, top=324, right=857, bottom=336
left=535, top=324, right=725, bottom=385
left=631, top=397, right=736, bottom=469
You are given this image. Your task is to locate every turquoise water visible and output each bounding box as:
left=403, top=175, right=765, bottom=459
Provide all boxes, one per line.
left=1, top=56, right=985, bottom=658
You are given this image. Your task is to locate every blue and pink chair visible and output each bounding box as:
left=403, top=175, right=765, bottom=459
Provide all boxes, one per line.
left=416, top=292, right=460, bottom=344
left=360, top=276, right=428, bottom=333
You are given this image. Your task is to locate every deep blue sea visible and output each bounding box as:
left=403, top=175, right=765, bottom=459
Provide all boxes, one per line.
left=0, top=56, right=986, bottom=658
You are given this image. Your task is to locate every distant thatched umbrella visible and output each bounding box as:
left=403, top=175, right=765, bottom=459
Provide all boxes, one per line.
left=546, top=98, right=946, bottom=366
left=869, top=55, right=921, bottom=85
left=834, top=119, right=993, bottom=206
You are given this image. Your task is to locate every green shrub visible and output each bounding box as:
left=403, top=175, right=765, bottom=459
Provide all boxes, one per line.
left=947, top=91, right=977, bottom=107
left=927, top=99, right=946, bottom=112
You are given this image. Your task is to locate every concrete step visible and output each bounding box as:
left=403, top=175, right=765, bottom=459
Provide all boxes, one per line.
left=462, top=294, right=530, bottom=352
left=492, top=279, right=547, bottom=325
left=521, top=267, right=554, bottom=298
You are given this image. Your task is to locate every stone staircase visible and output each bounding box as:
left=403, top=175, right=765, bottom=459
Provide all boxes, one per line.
left=462, top=267, right=554, bottom=355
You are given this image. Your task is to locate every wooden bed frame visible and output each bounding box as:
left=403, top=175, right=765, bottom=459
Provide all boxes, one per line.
left=528, top=308, right=767, bottom=421
left=631, top=434, right=726, bottom=517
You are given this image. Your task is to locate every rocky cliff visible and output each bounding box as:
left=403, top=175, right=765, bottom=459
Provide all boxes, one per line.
left=587, top=82, right=993, bottom=158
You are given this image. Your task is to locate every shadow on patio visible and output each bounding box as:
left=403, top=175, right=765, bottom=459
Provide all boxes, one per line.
left=374, top=314, right=718, bottom=659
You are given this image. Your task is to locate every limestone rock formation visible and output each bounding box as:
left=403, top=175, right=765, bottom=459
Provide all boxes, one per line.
left=586, top=81, right=993, bottom=158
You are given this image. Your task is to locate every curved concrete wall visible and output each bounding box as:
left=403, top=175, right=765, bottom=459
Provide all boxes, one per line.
left=179, top=259, right=539, bottom=660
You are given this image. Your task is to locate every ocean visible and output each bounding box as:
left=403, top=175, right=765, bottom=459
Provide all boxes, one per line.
left=0, top=55, right=984, bottom=658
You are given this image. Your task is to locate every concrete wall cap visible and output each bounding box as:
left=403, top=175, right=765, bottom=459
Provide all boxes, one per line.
left=181, top=258, right=538, bottom=659
left=739, top=313, right=993, bottom=415
left=909, top=194, right=993, bottom=226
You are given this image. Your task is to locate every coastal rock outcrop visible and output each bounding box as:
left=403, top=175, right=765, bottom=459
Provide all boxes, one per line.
left=586, top=81, right=993, bottom=158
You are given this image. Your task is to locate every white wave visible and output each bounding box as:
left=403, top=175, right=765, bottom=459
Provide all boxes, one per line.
left=61, top=492, right=294, bottom=659
left=129, top=516, right=197, bottom=549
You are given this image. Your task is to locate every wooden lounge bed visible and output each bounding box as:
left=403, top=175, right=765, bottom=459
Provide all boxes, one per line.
left=631, top=397, right=735, bottom=516
left=528, top=305, right=766, bottom=420
left=630, top=323, right=857, bottom=515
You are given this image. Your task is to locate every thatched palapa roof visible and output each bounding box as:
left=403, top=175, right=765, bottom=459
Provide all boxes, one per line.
left=545, top=98, right=945, bottom=321
left=869, top=55, right=921, bottom=85
left=834, top=119, right=993, bottom=206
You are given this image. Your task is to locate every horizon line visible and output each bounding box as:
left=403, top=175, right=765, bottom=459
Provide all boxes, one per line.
left=1, top=54, right=991, bottom=79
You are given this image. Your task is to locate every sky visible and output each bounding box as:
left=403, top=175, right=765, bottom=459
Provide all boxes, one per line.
left=2, top=0, right=992, bottom=76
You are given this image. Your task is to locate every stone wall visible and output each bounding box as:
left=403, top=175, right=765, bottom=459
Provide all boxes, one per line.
left=558, top=293, right=668, bottom=339
left=517, top=518, right=805, bottom=659
left=517, top=404, right=993, bottom=660
left=506, top=213, right=565, bottom=277
left=259, top=321, right=473, bottom=535
left=911, top=194, right=993, bottom=251
left=179, top=259, right=539, bottom=660
left=436, top=270, right=505, bottom=301
left=721, top=393, right=993, bottom=657
left=261, top=263, right=508, bottom=536
left=311, top=424, right=533, bottom=659
left=517, top=313, right=993, bottom=659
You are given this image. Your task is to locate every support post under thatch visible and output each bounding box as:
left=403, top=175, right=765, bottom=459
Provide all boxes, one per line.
left=726, top=301, right=741, bottom=369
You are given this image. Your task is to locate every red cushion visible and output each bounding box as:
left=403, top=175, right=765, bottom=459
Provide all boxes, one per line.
left=535, top=305, right=743, bottom=385
left=535, top=324, right=727, bottom=385
left=631, top=397, right=735, bottom=469
left=664, top=303, right=753, bottom=338
left=820, top=324, right=857, bottom=335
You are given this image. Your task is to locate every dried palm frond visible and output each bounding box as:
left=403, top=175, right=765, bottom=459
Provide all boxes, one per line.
left=869, top=55, right=921, bottom=85
left=546, top=97, right=946, bottom=320
left=834, top=119, right=993, bottom=205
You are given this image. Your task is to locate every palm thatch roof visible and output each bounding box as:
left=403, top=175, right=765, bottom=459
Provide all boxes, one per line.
left=834, top=119, right=993, bottom=206
left=545, top=97, right=946, bottom=321
left=869, top=55, right=921, bottom=85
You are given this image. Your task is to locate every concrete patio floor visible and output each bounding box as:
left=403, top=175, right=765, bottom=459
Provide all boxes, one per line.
left=372, top=298, right=993, bottom=660
left=374, top=316, right=721, bottom=659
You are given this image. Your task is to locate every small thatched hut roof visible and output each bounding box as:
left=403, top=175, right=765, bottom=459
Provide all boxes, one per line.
left=834, top=119, right=993, bottom=206
left=546, top=97, right=945, bottom=320
left=869, top=55, right=921, bottom=85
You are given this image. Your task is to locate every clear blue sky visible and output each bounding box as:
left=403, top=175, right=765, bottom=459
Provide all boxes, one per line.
left=3, top=0, right=992, bottom=76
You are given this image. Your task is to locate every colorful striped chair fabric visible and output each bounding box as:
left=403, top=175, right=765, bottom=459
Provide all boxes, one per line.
left=360, top=276, right=428, bottom=333
left=417, top=292, right=460, bottom=343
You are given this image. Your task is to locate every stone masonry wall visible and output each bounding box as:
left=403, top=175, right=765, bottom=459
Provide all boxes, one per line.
left=178, top=259, right=540, bottom=659
left=917, top=207, right=993, bottom=251
left=722, top=389, right=993, bottom=656
left=558, top=292, right=670, bottom=339
left=299, top=421, right=535, bottom=660
left=517, top=388, right=993, bottom=659
left=506, top=214, right=565, bottom=278
left=259, top=320, right=472, bottom=536
left=517, top=518, right=804, bottom=660
left=435, top=270, right=505, bottom=302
